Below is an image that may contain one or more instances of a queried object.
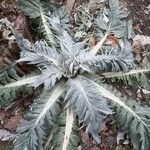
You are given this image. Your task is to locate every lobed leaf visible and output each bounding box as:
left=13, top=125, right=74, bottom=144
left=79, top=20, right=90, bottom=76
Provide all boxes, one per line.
left=44, top=107, right=79, bottom=150
left=14, top=81, right=66, bottom=150
left=95, top=0, right=134, bottom=39
left=65, top=75, right=112, bottom=143
left=91, top=80, right=150, bottom=150
left=17, top=40, right=60, bottom=66
left=0, top=70, right=33, bottom=107
left=18, top=0, right=56, bottom=45
left=79, top=41, right=134, bottom=73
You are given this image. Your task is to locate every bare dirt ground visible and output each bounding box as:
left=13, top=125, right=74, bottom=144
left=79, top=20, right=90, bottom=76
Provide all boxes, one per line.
left=0, top=0, right=149, bottom=150
left=126, top=0, right=150, bottom=35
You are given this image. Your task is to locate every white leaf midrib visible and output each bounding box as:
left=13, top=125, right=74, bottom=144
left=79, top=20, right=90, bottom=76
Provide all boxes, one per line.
left=62, top=108, right=74, bottom=150
left=1, top=76, right=39, bottom=88
left=93, top=81, right=148, bottom=128
left=32, top=81, right=66, bottom=129
left=75, top=80, right=92, bottom=109
left=80, top=75, right=148, bottom=128
left=103, top=69, right=150, bottom=78
left=40, top=8, right=56, bottom=45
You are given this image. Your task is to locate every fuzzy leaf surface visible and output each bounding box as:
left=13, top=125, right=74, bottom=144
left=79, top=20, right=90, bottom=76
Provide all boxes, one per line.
left=14, top=81, right=66, bottom=150
left=78, top=40, right=134, bottom=73
left=95, top=0, right=134, bottom=39
left=0, top=70, right=33, bottom=107
left=65, top=75, right=112, bottom=143
left=44, top=108, right=79, bottom=150
left=18, top=0, right=69, bottom=46
left=91, top=81, right=150, bottom=150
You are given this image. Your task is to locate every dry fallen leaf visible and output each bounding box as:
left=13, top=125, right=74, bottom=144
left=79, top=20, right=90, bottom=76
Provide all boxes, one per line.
left=4, top=115, right=21, bottom=132
left=89, top=36, right=97, bottom=47
left=106, top=35, right=119, bottom=47
left=117, top=132, right=125, bottom=145
left=133, top=35, right=150, bottom=49
left=66, top=0, right=75, bottom=14
left=0, top=129, right=16, bottom=141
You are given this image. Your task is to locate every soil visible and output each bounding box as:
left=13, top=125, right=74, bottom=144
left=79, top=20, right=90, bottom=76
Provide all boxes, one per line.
left=0, top=0, right=149, bottom=150
left=126, top=0, right=150, bottom=35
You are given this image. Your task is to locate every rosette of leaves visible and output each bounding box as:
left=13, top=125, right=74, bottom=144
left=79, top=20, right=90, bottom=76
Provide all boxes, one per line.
left=0, top=0, right=150, bottom=150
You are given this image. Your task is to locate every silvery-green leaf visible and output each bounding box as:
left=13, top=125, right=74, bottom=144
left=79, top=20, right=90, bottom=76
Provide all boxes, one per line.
left=44, top=108, right=79, bottom=150
left=14, top=81, right=66, bottom=150
left=65, top=75, right=112, bottom=143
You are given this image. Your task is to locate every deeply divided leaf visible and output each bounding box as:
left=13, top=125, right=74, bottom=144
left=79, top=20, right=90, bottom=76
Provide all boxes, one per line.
left=44, top=108, right=80, bottom=150
left=92, top=81, right=150, bottom=150
left=14, top=82, right=66, bottom=150
left=65, top=75, right=112, bottom=143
